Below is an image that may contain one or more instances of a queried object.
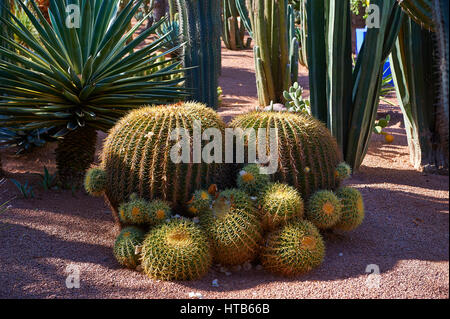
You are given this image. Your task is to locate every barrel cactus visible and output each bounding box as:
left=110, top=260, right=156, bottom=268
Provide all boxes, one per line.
left=335, top=162, right=352, bottom=182
left=216, top=188, right=255, bottom=212
left=118, top=194, right=151, bottom=225
left=113, top=226, right=146, bottom=269
left=187, top=190, right=213, bottom=215
left=199, top=197, right=263, bottom=266
left=334, top=187, right=365, bottom=231
left=230, top=111, right=342, bottom=200
left=237, top=164, right=271, bottom=197
left=84, top=168, right=107, bottom=197
left=84, top=102, right=228, bottom=224
left=260, top=183, right=304, bottom=231
left=140, top=219, right=212, bottom=281
left=261, top=220, right=325, bottom=277
left=306, top=190, right=342, bottom=229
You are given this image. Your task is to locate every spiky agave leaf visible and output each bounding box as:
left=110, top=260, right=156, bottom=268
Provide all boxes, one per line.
left=397, top=0, right=435, bottom=31
left=0, top=0, right=187, bottom=135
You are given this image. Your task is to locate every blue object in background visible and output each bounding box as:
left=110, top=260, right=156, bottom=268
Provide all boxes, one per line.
left=356, top=27, right=394, bottom=86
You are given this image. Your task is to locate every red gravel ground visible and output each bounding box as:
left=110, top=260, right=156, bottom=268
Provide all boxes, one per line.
left=0, top=44, right=448, bottom=299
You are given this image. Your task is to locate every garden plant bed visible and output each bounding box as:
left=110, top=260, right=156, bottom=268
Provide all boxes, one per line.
left=0, top=45, right=448, bottom=299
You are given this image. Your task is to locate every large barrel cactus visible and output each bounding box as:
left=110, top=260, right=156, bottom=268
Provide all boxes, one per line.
left=230, top=111, right=342, bottom=200
left=86, top=103, right=228, bottom=223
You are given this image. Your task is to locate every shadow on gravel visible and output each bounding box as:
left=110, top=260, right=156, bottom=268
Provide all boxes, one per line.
left=0, top=222, right=116, bottom=298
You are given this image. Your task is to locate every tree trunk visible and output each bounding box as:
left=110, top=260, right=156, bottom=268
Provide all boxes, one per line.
left=55, top=127, right=98, bottom=188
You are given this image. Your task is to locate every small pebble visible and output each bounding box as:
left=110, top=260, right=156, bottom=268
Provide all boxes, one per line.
left=188, top=292, right=203, bottom=299
left=135, top=265, right=143, bottom=272
left=225, top=272, right=232, bottom=276
left=256, top=265, right=263, bottom=271
left=339, top=253, right=343, bottom=257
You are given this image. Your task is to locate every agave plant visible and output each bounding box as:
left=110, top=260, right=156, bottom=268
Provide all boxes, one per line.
left=0, top=0, right=187, bottom=186
left=0, top=127, right=54, bottom=154
left=155, top=15, right=180, bottom=56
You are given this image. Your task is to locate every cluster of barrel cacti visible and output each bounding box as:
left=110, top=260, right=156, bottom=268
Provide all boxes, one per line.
left=84, top=105, right=366, bottom=281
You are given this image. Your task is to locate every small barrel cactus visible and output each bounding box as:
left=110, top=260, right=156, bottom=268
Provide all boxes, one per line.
left=306, top=190, right=342, bottom=229
left=260, top=183, right=304, bottom=231
left=187, top=190, right=212, bottom=215
left=146, top=199, right=172, bottom=226
left=237, top=164, right=271, bottom=197
left=140, top=219, right=212, bottom=281
left=261, top=220, right=325, bottom=277
left=230, top=111, right=342, bottom=200
left=84, top=167, right=107, bottom=197
left=334, top=187, right=365, bottom=231
left=335, top=162, right=352, bottom=182
left=113, top=226, right=146, bottom=269
left=85, top=102, right=229, bottom=225
left=199, top=197, right=263, bottom=266
left=118, top=195, right=172, bottom=226
left=216, top=188, right=255, bottom=212
left=118, top=195, right=151, bottom=225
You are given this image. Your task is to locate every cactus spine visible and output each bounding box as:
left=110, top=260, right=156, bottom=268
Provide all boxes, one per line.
left=306, top=190, right=342, bottom=229
left=113, top=226, right=146, bottom=269
left=99, top=103, right=227, bottom=222
left=141, top=219, right=212, bottom=281
left=230, top=111, right=342, bottom=200
left=334, top=187, right=364, bottom=231
left=261, top=220, right=325, bottom=277
left=200, top=198, right=263, bottom=266
left=177, top=0, right=222, bottom=109
left=260, top=183, right=304, bottom=231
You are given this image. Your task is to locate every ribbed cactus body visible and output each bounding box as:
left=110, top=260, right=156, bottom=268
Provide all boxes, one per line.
left=113, top=226, right=146, bottom=269
left=335, top=162, right=352, bottom=182
left=260, top=183, right=304, bottom=231
left=237, top=164, right=271, bottom=197
left=217, top=188, right=255, bottom=212
left=199, top=199, right=263, bottom=266
left=187, top=190, right=213, bottom=215
left=306, top=190, right=342, bottom=229
left=261, top=220, right=325, bottom=277
left=100, top=103, right=227, bottom=217
left=141, top=219, right=212, bottom=281
left=334, top=187, right=364, bottom=231
left=177, top=0, right=222, bottom=109
left=84, top=167, right=107, bottom=197
left=230, top=111, right=342, bottom=200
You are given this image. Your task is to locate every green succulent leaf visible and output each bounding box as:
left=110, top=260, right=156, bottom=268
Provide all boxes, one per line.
left=0, top=0, right=187, bottom=134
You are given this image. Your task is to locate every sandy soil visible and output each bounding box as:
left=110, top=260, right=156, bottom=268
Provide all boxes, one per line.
left=0, top=44, right=448, bottom=299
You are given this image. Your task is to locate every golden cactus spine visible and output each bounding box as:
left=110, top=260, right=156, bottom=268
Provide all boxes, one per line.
left=97, top=103, right=228, bottom=222
left=230, top=111, right=342, bottom=200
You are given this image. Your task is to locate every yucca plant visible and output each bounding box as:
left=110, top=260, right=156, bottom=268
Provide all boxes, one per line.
left=0, top=0, right=187, bottom=186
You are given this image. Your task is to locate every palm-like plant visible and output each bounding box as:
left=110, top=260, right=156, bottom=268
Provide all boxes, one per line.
left=0, top=0, right=187, bottom=186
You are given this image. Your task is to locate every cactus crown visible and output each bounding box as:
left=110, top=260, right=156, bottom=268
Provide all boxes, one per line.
left=100, top=102, right=227, bottom=212
left=230, top=111, right=342, bottom=200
